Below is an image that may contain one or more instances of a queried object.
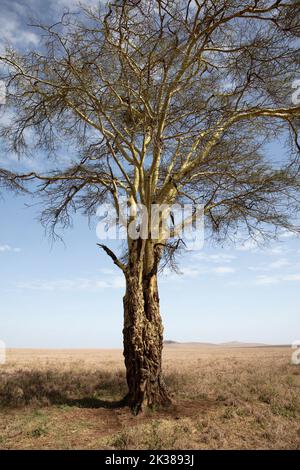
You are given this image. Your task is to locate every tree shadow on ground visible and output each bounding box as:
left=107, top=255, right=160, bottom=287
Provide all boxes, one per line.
left=59, top=396, right=128, bottom=409
left=0, top=368, right=219, bottom=421
left=0, top=368, right=128, bottom=409
left=0, top=367, right=198, bottom=411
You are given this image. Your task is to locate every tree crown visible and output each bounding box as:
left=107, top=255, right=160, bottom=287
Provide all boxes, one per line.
left=0, top=0, right=300, bottom=264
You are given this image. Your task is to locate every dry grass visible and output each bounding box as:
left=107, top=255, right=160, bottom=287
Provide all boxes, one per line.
left=0, top=346, right=300, bottom=449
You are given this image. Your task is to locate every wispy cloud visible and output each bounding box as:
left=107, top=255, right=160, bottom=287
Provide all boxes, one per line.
left=211, top=266, right=236, bottom=275
left=15, top=275, right=125, bottom=292
left=248, top=258, right=291, bottom=272
left=265, top=246, right=286, bottom=255
left=0, top=244, right=21, bottom=253
left=163, top=262, right=236, bottom=282
left=279, top=229, right=297, bottom=239
left=193, top=252, right=236, bottom=263
left=269, top=259, right=291, bottom=269
left=254, top=275, right=280, bottom=286
left=0, top=13, right=39, bottom=53
left=283, top=274, right=300, bottom=282
left=161, top=251, right=237, bottom=282
left=255, top=273, right=300, bottom=286
left=180, top=266, right=205, bottom=278
left=54, top=0, right=101, bottom=7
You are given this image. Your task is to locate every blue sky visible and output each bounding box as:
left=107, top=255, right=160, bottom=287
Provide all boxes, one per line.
left=1, top=189, right=300, bottom=348
left=0, top=0, right=299, bottom=348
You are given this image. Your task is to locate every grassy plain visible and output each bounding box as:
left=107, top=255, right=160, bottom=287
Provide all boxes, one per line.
left=0, top=345, right=299, bottom=449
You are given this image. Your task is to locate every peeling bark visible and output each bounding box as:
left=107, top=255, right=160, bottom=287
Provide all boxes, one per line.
left=122, top=241, right=171, bottom=415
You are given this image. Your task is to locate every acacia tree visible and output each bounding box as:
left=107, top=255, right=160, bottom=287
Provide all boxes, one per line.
left=1, top=0, right=300, bottom=414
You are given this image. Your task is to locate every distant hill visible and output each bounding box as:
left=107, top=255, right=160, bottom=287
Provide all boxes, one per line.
left=219, top=341, right=268, bottom=348
left=163, top=340, right=272, bottom=348
left=164, top=340, right=215, bottom=347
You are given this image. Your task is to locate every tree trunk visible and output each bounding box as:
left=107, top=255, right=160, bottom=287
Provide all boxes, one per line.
left=122, top=242, right=171, bottom=415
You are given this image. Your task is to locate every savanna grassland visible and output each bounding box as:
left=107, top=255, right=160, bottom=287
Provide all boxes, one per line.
left=0, top=345, right=299, bottom=450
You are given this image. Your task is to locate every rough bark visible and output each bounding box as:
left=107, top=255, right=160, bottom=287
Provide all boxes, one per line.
left=122, top=241, right=172, bottom=415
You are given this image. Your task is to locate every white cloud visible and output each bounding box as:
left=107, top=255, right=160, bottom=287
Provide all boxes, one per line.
left=0, top=244, right=21, bottom=253
left=279, top=229, right=297, bottom=239
left=255, top=272, right=300, bottom=286
left=283, top=274, right=300, bottom=282
left=249, top=258, right=291, bottom=272
left=211, top=266, right=236, bottom=275
left=180, top=266, right=204, bottom=278
left=15, top=275, right=125, bottom=292
left=55, top=0, right=101, bottom=7
left=194, top=252, right=236, bottom=263
left=110, top=276, right=126, bottom=289
left=165, top=263, right=236, bottom=280
left=98, top=268, right=116, bottom=275
left=269, top=259, right=290, bottom=269
left=266, top=246, right=286, bottom=256
left=237, top=241, right=292, bottom=257
left=255, top=275, right=280, bottom=286
left=0, top=14, right=39, bottom=53
left=162, top=261, right=237, bottom=282
left=162, top=254, right=238, bottom=282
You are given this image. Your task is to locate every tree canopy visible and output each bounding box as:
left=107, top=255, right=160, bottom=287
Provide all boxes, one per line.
left=0, top=0, right=299, bottom=257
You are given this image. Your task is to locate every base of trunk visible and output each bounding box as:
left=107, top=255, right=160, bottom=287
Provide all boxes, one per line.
left=123, top=265, right=172, bottom=415
left=127, top=376, right=172, bottom=415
